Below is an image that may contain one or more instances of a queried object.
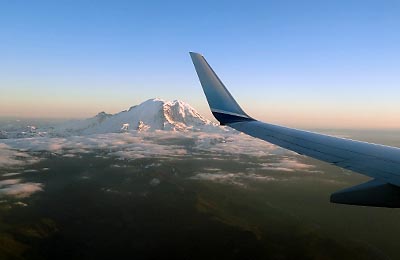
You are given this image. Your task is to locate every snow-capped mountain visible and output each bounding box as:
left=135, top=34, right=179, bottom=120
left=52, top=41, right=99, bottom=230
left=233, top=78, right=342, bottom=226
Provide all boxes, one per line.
left=54, top=98, right=220, bottom=135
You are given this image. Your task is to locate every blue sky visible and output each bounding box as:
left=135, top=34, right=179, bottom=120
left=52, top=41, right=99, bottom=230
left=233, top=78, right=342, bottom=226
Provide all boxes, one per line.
left=0, top=0, right=399, bottom=128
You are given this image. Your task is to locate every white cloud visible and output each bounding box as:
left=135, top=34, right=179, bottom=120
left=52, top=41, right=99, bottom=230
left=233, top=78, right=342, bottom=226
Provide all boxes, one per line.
left=192, top=132, right=285, bottom=157
left=0, top=179, right=21, bottom=187
left=2, top=172, right=21, bottom=177
left=1, top=132, right=192, bottom=161
left=190, top=172, right=279, bottom=187
left=0, top=178, right=43, bottom=198
left=202, top=168, right=222, bottom=172
left=0, top=183, right=43, bottom=198
left=14, top=201, right=28, bottom=207
left=23, top=169, right=39, bottom=173
left=260, top=158, right=315, bottom=172
left=190, top=173, right=246, bottom=186
left=0, top=143, right=39, bottom=168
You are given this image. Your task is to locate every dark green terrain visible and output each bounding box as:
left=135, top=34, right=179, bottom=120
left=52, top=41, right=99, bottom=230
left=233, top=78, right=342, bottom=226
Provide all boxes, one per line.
left=1, top=129, right=400, bottom=259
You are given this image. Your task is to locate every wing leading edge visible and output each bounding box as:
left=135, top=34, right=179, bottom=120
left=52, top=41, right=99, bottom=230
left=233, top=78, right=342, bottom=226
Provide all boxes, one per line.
left=190, top=51, right=400, bottom=208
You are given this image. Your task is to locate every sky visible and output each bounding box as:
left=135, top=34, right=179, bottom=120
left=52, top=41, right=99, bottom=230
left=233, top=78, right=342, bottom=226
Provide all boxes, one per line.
left=0, top=0, right=399, bottom=128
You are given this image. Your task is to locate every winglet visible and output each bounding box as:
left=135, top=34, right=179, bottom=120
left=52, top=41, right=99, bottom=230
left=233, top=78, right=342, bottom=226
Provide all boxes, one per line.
left=189, top=52, right=254, bottom=125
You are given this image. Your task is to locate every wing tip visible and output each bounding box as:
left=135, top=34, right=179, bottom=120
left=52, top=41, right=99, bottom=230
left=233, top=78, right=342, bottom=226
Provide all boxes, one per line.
left=189, top=51, right=203, bottom=58
left=189, top=51, right=254, bottom=125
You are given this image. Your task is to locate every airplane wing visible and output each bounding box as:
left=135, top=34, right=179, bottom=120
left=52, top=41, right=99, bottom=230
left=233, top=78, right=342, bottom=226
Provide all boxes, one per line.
left=190, top=52, right=400, bottom=208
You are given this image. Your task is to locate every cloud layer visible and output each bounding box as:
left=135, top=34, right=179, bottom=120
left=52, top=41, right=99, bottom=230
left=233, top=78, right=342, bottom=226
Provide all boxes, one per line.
left=0, top=130, right=320, bottom=194
left=1, top=131, right=289, bottom=164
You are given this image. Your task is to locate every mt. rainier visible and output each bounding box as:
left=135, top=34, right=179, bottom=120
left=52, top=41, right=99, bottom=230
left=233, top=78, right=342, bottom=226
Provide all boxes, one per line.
left=56, top=98, right=220, bottom=135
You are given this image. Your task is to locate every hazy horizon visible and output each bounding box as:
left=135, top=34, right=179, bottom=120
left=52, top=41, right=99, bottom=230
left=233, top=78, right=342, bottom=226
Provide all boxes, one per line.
left=2, top=100, right=400, bottom=130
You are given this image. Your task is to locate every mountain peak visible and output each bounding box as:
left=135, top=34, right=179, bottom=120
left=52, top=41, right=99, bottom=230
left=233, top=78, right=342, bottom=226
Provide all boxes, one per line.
left=146, top=97, right=165, bottom=102
left=55, top=99, right=219, bottom=135
left=94, top=111, right=112, bottom=123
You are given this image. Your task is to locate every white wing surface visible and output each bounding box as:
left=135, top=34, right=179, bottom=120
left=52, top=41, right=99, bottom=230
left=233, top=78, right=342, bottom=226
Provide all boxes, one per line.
left=190, top=52, right=400, bottom=207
